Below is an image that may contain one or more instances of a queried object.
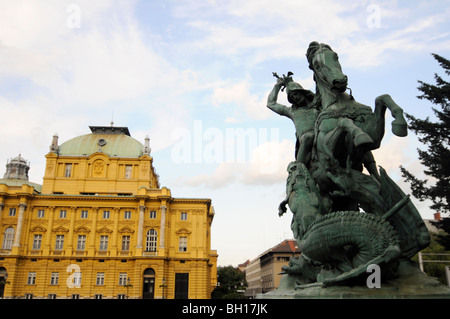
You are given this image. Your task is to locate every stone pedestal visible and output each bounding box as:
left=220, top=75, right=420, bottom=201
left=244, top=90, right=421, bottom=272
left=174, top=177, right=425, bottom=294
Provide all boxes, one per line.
left=257, top=261, right=450, bottom=299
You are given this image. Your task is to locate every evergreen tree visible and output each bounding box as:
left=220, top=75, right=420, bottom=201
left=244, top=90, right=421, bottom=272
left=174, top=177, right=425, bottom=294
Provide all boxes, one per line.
left=400, top=53, right=450, bottom=249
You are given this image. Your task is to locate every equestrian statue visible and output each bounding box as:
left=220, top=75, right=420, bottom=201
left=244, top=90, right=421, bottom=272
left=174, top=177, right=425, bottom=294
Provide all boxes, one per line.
left=266, top=42, right=434, bottom=293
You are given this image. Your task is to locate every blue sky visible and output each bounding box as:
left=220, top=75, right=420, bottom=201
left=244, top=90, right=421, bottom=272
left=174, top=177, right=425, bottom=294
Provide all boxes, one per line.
left=0, top=0, right=449, bottom=266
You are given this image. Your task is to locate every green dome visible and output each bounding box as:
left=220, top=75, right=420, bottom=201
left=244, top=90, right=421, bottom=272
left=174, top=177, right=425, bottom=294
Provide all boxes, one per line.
left=59, top=132, right=144, bottom=158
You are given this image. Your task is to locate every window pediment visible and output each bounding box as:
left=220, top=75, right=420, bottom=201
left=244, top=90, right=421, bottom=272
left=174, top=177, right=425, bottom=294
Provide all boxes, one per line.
left=97, top=226, right=113, bottom=234
left=30, top=225, right=47, bottom=233
left=53, top=226, right=69, bottom=233
left=118, top=226, right=134, bottom=234
left=74, top=225, right=90, bottom=233
left=175, top=227, right=191, bottom=235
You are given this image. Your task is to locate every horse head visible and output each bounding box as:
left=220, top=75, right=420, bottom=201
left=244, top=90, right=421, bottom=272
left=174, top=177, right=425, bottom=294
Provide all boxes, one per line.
left=306, top=42, right=348, bottom=93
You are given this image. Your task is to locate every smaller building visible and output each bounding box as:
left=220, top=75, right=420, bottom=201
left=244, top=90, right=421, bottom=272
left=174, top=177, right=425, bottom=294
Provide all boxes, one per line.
left=244, top=239, right=300, bottom=297
left=423, top=212, right=443, bottom=233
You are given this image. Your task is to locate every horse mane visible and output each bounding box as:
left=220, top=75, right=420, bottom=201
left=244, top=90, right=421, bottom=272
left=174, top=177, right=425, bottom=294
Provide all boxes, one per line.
left=306, top=41, right=334, bottom=70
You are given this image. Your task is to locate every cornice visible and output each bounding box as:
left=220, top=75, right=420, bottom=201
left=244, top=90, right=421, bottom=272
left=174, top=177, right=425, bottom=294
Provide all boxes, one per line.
left=33, top=194, right=140, bottom=202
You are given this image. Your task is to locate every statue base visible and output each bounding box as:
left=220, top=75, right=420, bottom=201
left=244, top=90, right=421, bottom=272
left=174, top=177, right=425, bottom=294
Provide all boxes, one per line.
left=257, top=260, right=450, bottom=299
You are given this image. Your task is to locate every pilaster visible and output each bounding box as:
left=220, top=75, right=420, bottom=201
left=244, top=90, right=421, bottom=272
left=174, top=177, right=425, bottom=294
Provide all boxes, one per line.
left=12, top=202, right=27, bottom=254
left=43, top=206, right=55, bottom=255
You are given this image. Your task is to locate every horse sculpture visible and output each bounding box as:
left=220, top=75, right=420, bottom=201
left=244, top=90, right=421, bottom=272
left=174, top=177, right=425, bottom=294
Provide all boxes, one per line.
left=268, top=41, right=430, bottom=289
left=306, top=42, right=409, bottom=216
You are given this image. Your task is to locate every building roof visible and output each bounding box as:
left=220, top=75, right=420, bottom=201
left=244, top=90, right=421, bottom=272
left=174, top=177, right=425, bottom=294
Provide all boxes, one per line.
left=270, top=239, right=300, bottom=253
left=59, top=126, right=145, bottom=158
left=0, top=179, right=42, bottom=193
left=248, top=239, right=300, bottom=265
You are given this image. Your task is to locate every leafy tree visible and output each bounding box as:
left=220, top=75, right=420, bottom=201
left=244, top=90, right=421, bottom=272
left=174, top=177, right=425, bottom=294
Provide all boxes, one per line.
left=412, top=232, right=450, bottom=285
left=211, top=265, right=247, bottom=299
left=400, top=53, right=450, bottom=249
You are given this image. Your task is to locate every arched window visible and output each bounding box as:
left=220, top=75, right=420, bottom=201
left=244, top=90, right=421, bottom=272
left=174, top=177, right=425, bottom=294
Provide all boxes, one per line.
left=2, top=227, right=14, bottom=250
left=145, top=229, right=157, bottom=252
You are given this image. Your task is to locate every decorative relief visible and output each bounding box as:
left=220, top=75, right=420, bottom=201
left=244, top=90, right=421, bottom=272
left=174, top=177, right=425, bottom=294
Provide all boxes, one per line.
left=46, top=161, right=55, bottom=175
left=92, top=160, right=105, bottom=177
left=141, top=162, right=150, bottom=175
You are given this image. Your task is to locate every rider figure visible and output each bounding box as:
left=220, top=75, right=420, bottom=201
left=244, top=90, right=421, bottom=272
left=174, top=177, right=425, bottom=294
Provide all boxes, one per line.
left=267, top=74, right=317, bottom=166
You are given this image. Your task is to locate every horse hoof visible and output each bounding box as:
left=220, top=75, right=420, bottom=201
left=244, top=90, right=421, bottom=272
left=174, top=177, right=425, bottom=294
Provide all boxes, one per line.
left=354, top=132, right=373, bottom=147
left=392, top=122, right=407, bottom=137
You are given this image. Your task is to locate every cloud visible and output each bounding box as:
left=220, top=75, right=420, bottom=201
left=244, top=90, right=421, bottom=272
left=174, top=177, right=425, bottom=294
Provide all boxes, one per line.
left=168, top=0, right=450, bottom=70
left=212, top=79, right=273, bottom=120
left=0, top=1, right=197, bottom=172
left=178, top=139, right=294, bottom=189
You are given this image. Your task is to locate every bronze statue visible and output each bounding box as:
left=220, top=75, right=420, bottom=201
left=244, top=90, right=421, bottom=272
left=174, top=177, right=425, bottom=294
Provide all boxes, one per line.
left=266, top=41, right=435, bottom=293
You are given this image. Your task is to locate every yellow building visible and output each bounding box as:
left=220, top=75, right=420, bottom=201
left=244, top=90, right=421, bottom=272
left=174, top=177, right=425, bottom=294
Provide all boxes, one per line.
left=0, top=125, right=217, bottom=299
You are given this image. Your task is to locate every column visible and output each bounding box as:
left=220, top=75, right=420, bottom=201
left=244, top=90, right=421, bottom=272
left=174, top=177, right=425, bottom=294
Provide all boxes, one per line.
left=66, top=207, right=76, bottom=255
left=12, top=202, right=27, bottom=248
left=136, top=205, right=145, bottom=254
left=43, top=206, right=55, bottom=255
left=111, top=208, right=119, bottom=256
left=0, top=202, right=4, bottom=227
left=159, top=205, right=167, bottom=249
left=88, top=207, right=98, bottom=256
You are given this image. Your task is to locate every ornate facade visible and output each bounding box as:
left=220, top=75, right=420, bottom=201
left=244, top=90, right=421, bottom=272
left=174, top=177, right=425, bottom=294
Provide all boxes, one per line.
left=0, top=125, right=217, bottom=299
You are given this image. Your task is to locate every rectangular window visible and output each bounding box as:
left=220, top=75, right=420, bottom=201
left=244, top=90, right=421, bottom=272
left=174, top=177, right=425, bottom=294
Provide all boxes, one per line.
left=2, top=227, right=14, bottom=250
left=179, top=236, right=187, bottom=252
left=37, top=209, right=45, bottom=218
left=149, top=211, right=156, bottom=219
left=77, top=235, right=86, bottom=250
left=103, top=210, right=110, bottom=219
left=32, top=234, right=42, bottom=250
left=125, top=165, right=132, bottom=179
left=55, top=235, right=64, bottom=250
left=81, top=210, right=88, bottom=219
left=9, top=208, right=16, bottom=216
left=59, top=210, right=67, bottom=218
left=118, top=273, right=128, bottom=286
left=27, top=272, right=36, bottom=285
left=181, top=212, right=188, bottom=220
left=96, top=273, right=105, bottom=286
left=65, top=164, right=72, bottom=177
left=50, top=272, right=59, bottom=285
left=124, top=211, right=131, bottom=219
left=99, top=236, right=108, bottom=251
left=121, top=236, right=130, bottom=251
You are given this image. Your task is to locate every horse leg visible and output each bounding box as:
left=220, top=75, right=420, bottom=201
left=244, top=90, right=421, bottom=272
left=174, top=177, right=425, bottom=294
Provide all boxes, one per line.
left=363, top=151, right=380, bottom=180
left=316, top=123, right=347, bottom=167
left=337, top=117, right=373, bottom=148
left=375, top=94, right=407, bottom=137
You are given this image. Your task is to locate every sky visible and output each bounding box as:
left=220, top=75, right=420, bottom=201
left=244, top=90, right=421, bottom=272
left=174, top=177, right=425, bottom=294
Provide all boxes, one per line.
left=0, top=0, right=449, bottom=267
